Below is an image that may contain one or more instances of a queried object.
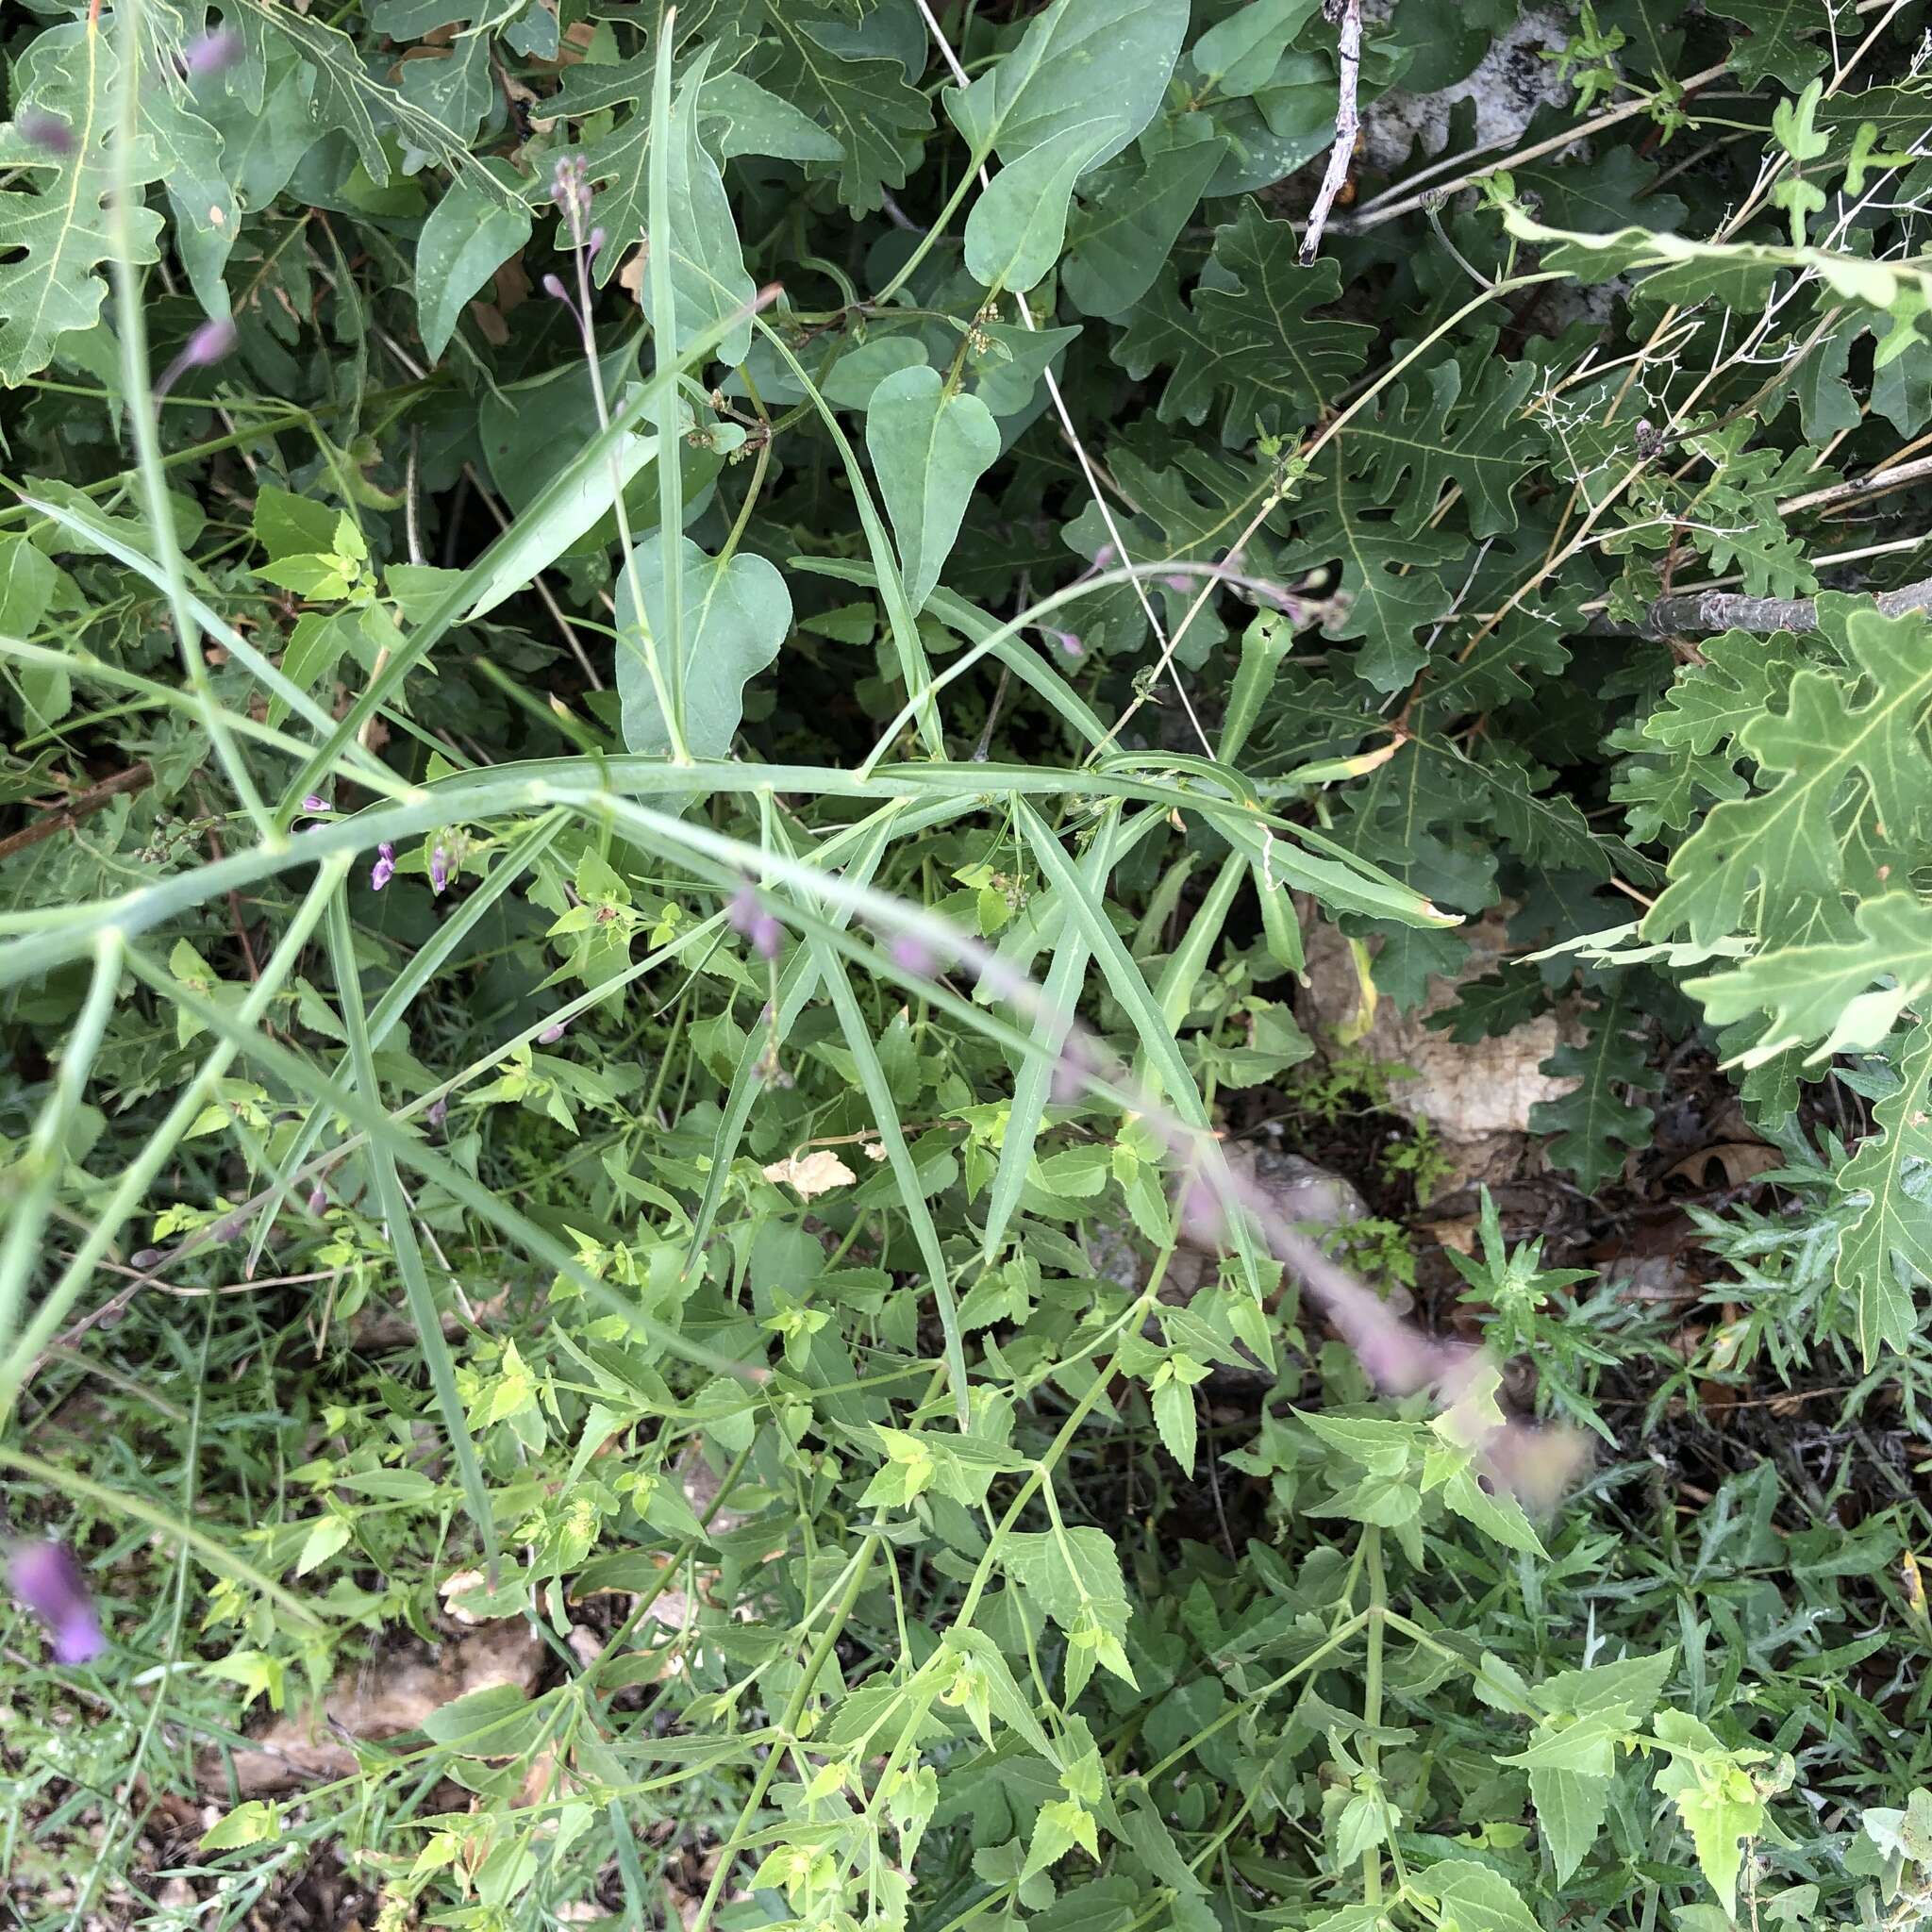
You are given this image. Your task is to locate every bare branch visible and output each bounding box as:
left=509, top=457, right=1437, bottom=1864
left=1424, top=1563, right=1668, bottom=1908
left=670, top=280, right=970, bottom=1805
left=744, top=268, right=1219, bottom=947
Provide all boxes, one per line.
left=1299, top=0, right=1362, bottom=266
left=1643, top=575, right=1932, bottom=637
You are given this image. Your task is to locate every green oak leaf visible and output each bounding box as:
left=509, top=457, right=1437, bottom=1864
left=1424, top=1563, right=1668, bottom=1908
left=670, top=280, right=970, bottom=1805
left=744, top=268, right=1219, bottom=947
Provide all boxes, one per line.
left=1114, top=202, right=1374, bottom=446
left=0, top=24, right=166, bottom=387
left=1836, top=1019, right=1932, bottom=1364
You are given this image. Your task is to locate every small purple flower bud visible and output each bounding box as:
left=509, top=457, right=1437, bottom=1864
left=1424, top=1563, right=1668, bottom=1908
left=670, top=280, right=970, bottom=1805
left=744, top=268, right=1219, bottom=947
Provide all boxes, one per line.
left=129, top=1248, right=162, bottom=1272
left=429, top=845, right=449, bottom=895
left=307, top=1184, right=327, bottom=1215
left=1045, top=627, right=1084, bottom=659
left=1050, top=1040, right=1090, bottom=1107
left=370, top=841, right=395, bottom=892
left=1178, top=1178, right=1225, bottom=1248
left=182, top=315, right=238, bottom=368
left=18, top=108, right=75, bottom=157
left=890, top=934, right=936, bottom=978
left=727, top=882, right=784, bottom=960
left=1161, top=573, right=1192, bottom=592
left=586, top=225, right=606, bottom=264
left=179, top=27, right=243, bottom=77
left=541, top=272, right=570, bottom=303
left=10, top=1542, right=107, bottom=1666
left=302, top=794, right=331, bottom=814
left=1093, top=543, right=1118, bottom=570
left=538, top=1021, right=567, bottom=1045
left=425, top=1095, right=448, bottom=1128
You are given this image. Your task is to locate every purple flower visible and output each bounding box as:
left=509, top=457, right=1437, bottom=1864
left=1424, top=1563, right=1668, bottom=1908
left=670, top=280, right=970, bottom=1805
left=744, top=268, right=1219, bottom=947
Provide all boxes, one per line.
left=551, top=152, right=591, bottom=225
left=154, top=315, right=239, bottom=400
left=1161, top=573, right=1192, bottom=592
left=18, top=108, right=75, bottom=157
left=1178, top=1178, right=1225, bottom=1248
left=1044, top=627, right=1083, bottom=659
left=177, top=26, right=242, bottom=77
left=1050, top=1038, right=1091, bottom=1107
left=727, top=883, right=783, bottom=961
left=890, top=933, right=936, bottom=978
left=9, top=1542, right=106, bottom=1666
left=425, top=1096, right=448, bottom=1128
left=370, top=841, right=395, bottom=892
left=429, top=845, right=449, bottom=895
left=301, top=794, right=331, bottom=815
left=182, top=316, right=238, bottom=368
left=585, top=226, right=606, bottom=265
left=538, top=1021, right=568, bottom=1045
left=307, top=1183, right=327, bottom=1215
left=541, top=272, right=571, bottom=304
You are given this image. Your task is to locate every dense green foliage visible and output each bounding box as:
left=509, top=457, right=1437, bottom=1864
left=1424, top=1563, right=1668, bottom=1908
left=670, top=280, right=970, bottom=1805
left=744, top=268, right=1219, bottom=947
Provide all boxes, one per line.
left=6, top=0, right=1932, bottom=1926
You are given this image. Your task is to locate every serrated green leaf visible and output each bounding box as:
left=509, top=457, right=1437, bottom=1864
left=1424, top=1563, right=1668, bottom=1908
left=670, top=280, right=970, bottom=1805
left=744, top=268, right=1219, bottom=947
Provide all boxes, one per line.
left=1529, top=981, right=1659, bottom=1191
left=1114, top=203, right=1374, bottom=447
left=1836, top=1019, right=1932, bottom=1363
left=751, top=9, right=933, bottom=216
left=1529, top=1766, right=1612, bottom=1883
left=0, top=24, right=164, bottom=387
left=1418, top=1857, right=1540, bottom=1932
left=1646, top=605, right=1932, bottom=945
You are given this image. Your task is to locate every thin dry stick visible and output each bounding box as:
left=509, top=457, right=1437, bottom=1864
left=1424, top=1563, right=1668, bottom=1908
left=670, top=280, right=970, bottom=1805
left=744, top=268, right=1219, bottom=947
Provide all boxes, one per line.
left=1777, top=449, right=1932, bottom=518
left=1343, top=61, right=1732, bottom=231
left=0, top=763, right=154, bottom=864
left=373, top=324, right=608, bottom=692
left=1299, top=0, right=1362, bottom=266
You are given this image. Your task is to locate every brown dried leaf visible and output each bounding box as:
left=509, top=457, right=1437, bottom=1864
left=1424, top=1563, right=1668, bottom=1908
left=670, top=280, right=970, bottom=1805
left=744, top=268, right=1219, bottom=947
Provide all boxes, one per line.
left=1664, top=1141, right=1780, bottom=1189
left=761, top=1149, right=856, bottom=1200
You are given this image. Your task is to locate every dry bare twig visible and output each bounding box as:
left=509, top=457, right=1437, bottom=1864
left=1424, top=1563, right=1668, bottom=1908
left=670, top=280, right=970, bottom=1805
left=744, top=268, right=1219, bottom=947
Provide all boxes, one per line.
left=1300, top=0, right=1363, bottom=266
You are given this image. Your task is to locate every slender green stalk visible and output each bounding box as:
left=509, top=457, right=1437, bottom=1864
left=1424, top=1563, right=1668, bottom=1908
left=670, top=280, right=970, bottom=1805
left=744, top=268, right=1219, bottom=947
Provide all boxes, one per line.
left=107, top=0, right=275, bottom=843
left=0, top=929, right=121, bottom=1365
left=1361, top=1526, right=1387, bottom=1907
left=679, top=1525, right=884, bottom=1932
left=647, top=8, right=690, bottom=761
left=325, top=890, right=501, bottom=1575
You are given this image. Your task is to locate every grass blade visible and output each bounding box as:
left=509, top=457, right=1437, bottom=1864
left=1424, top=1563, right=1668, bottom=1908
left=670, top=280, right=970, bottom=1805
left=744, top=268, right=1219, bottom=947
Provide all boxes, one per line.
left=1012, top=798, right=1265, bottom=1302
left=981, top=805, right=1120, bottom=1262
left=325, top=891, right=501, bottom=1576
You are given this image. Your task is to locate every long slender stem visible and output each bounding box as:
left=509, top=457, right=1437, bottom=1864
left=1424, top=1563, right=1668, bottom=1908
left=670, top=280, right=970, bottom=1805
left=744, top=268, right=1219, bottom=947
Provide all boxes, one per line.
left=679, top=1525, right=883, bottom=1932
left=107, top=0, right=275, bottom=842
left=0, top=929, right=120, bottom=1365
left=1361, top=1527, right=1387, bottom=1907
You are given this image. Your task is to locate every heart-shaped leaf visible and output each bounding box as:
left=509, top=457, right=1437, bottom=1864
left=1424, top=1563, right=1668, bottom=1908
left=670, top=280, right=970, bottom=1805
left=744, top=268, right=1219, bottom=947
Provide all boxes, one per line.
left=963, top=120, right=1114, bottom=293
left=865, top=364, right=1001, bottom=612
left=616, top=537, right=791, bottom=758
